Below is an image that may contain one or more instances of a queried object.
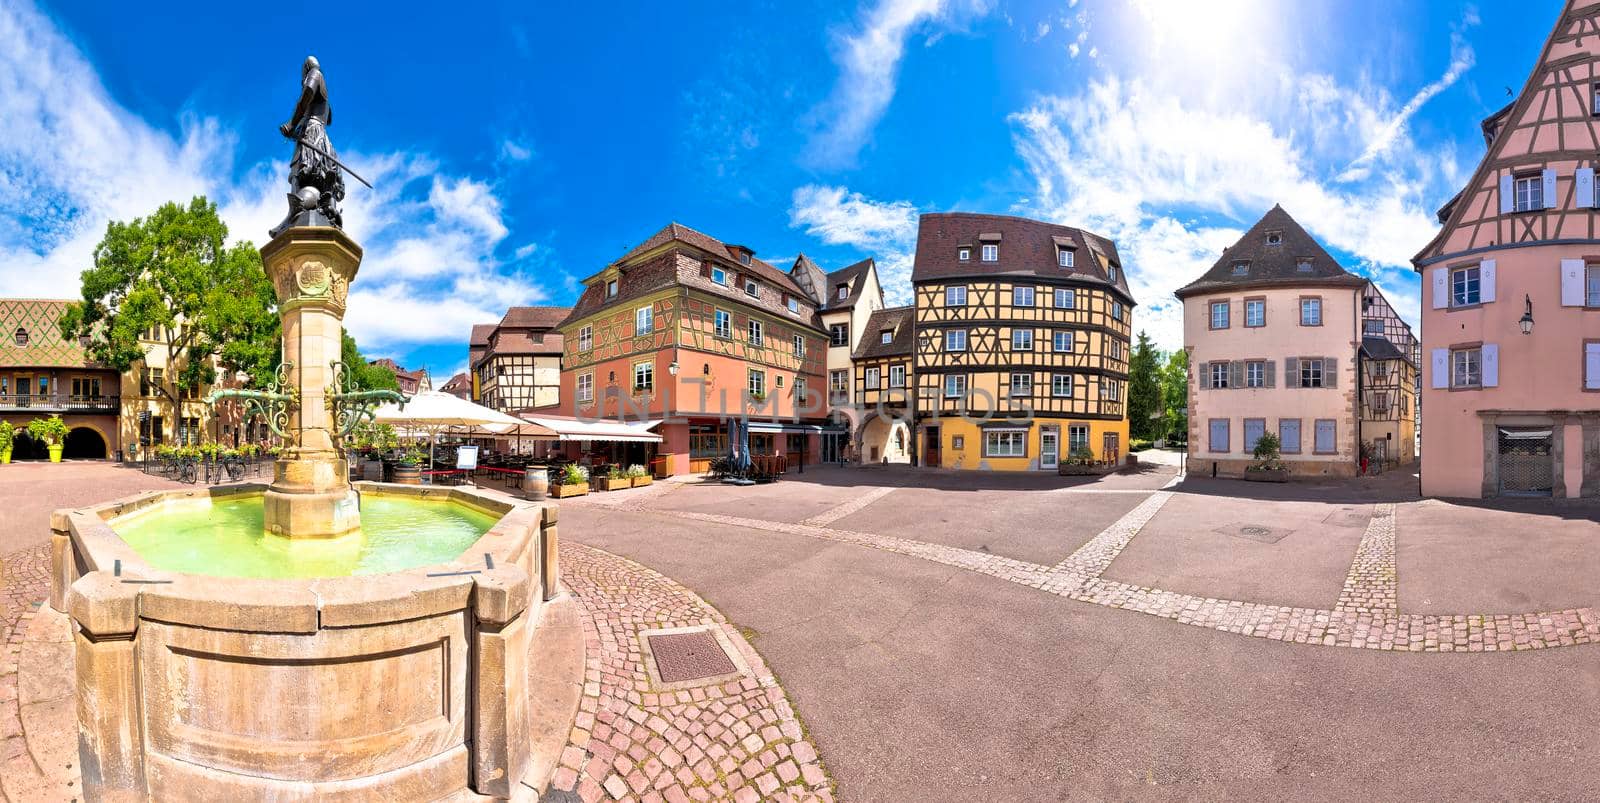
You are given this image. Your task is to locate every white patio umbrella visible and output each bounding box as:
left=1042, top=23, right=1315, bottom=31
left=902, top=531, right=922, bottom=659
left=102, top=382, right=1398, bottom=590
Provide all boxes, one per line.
left=370, top=391, right=528, bottom=475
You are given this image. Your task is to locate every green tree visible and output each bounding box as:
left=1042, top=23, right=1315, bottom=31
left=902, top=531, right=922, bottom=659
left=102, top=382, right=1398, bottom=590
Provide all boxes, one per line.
left=58, top=197, right=277, bottom=434
left=1159, top=349, right=1190, bottom=442
left=1127, top=330, right=1161, bottom=440
left=341, top=330, right=400, bottom=391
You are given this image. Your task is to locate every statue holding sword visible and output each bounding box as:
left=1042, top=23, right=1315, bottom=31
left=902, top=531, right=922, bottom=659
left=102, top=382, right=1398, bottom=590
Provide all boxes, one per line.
left=270, top=56, right=372, bottom=237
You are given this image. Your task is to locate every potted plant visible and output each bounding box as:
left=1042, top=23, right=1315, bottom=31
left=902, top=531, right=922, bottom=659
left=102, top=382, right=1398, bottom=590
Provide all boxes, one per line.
left=393, top=445, right=425, bottom=485
left=1058, top=445, right=1100, bottom=476
left=598, top=465, right=632, bottom=492
left=1244, top=432, right=1291, bottom=482
left=27, top=415, right=70, bottom=463
left=551, top=464, right=589, bottom=498
left=0, top=421, right=13, bottom=465
left=627, top=463, right=652, bottom=487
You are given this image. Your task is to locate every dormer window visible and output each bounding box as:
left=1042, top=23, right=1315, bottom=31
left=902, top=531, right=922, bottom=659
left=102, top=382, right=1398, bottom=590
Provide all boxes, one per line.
left=739, top=252, right=752, bottom=266
left=711, top=266, right=727, bottom=285
left=1296, top=258, right=1313, bottom=273
left=1107, top=265, right=1117, bottom=283
left=958, top=247, right=970, bottom=261
left=13, top=327, right=28, bottom=346
left=606, top=280, right=618, bottom=298
left=836, top=284, right=848, bottom=300
left=981, top=244, right=998, bottom=262
left=880, top=329, right=893, bottom=344
left=745, top=278, right=759, bottom=297
left=1266, top=231, right=1283, bottom=246
left=787, top=296, right=799, bottom=313
left=1231, top=261, right=1250, bottom=277
left=1058, top=248, right=1074, bottom=268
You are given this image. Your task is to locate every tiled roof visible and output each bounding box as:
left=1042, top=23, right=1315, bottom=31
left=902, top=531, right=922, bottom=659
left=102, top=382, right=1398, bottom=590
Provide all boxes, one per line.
left=0, top=299, right=98, bottom=368
left=488, top=330, right=564, bottom=356
left=1360, top=336, right=1409, bottom=363
left=789, top=254, right=829, bottom=305
left=911, top=213, right=1133, bottom=303
left=1175, top=205, right=1365, bottom=298
left=821, top=258, right=876, bottom=311
left=470, top=324, right=496, bottom=346
left=499, top=306, right=571, bottom=329
left=852, top=306, right=914, bottom=360
left=612, top=223, right=805, bottom=297
left=439, top=371, right=471, bottom=399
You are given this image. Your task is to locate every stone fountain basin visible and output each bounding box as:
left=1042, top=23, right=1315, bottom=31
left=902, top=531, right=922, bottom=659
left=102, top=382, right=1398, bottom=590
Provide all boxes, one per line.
left=48, top=482, right=560, bottom=801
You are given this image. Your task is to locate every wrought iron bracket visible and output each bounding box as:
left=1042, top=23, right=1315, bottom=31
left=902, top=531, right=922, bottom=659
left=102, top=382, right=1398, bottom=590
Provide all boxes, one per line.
left=327, top=360, right=406, bottom=440
left=204, top=362, right=298, bottom=439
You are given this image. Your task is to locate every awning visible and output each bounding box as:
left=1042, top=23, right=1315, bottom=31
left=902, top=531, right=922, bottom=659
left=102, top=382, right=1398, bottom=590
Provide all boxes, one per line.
left=515, top=414, right=663, bottom=443
left=746, top=422, right=845, bottom=435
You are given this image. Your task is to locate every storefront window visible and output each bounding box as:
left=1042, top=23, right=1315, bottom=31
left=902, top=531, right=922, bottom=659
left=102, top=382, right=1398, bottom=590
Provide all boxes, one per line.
left=689, top=424, right=727, bottom=458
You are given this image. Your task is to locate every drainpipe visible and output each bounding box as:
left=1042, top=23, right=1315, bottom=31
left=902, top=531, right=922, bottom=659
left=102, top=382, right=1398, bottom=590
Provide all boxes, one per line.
left=1355, top=287, right=1364, bottom=476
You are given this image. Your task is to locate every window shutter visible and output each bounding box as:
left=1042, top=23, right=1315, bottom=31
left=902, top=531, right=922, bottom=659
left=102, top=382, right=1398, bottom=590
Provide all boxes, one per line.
left=1431, top=349, right=1449, bottom=389
left=1482, top=343, right=1499, bottom=388
left=1480, top=259, right=1496, bottom=303
left=1229, top=361, right=1244, bottom=389
left=1499, top=174, right=1515, bottom=214
left=1199, top=363, right=1211, bottom=389
left=1562, top=259, right=1587, bottom=306
left=1265, top=360, right=1276, bottom=388
left=1579, top=167, right=1597, bottom=209
left=1431, top=268, right=1448, bottom=309
left=1285, top=357, right=1300, bottom=388
left=1587, top=344, right=1600, bottom=390
left=1324, top=357, right=1337, bottom=388
left=1542, top=169, right=1558, bottom=209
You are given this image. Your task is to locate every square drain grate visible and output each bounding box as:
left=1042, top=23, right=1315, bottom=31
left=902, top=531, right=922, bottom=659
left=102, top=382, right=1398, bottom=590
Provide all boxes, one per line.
left=647, top=629, right=738, bottom=684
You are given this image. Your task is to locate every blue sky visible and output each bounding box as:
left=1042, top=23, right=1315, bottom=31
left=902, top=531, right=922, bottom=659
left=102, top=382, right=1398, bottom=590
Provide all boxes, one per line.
left=0, top=0, right=1556, bottom=379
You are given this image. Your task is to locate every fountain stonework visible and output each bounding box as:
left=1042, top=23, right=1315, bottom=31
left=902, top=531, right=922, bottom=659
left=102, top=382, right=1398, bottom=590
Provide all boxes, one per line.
left=46, top=57, right=580, bottom=802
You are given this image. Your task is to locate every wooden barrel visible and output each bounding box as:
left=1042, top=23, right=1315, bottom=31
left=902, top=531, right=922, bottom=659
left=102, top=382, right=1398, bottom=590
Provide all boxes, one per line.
left=392, top=464, right=422, bottom=485
left=523, top=467, right=549, bottom=501
left=361, top=460, right=384, bottom=481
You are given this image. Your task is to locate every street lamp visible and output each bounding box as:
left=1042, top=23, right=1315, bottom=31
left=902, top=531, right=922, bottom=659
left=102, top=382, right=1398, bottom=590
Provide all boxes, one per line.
left=1519, top=294, right=1534, bottom=335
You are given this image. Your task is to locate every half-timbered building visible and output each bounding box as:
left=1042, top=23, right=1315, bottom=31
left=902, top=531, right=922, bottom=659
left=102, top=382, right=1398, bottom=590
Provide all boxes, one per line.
left=1412, top=1, right=1600, bottom=497
left=911, top=213, right=1134, bottom=471
left=852, top=305, right=914, bottom=463
left=791, top=254, right=884, bottom=463
left=474, top=306, right=568, bottom=413
left=1359, top=285, right=1419, bottom=467
left=558, top=223, right=832, bottom=475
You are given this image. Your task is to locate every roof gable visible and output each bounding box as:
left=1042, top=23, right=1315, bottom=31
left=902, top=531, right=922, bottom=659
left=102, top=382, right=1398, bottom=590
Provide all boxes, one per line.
left=911, top=213, right=1133, bottom=303
left=1176, top=205, right=1362, bottom=298
left=851, top=305, right=915, bottom=360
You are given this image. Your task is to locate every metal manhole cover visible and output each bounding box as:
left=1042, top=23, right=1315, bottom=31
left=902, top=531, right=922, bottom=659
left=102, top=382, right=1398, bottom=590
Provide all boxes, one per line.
left=1213, top=523, right=1291, bottom=543
left=647, top=630, right=738, bottom=683
left=1322, top=507, right=1370, bottom=527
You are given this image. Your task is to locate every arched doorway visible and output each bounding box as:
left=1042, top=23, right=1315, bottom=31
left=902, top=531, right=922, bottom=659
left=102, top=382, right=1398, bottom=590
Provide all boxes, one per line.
left=11, top=431, right=46, bottom=460
left=64, top=427, right=108, bottom=459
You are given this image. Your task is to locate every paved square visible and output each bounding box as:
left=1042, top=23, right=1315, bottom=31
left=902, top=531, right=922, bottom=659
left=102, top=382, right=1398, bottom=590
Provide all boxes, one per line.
left=1397, top=500, right=1600, bottom=614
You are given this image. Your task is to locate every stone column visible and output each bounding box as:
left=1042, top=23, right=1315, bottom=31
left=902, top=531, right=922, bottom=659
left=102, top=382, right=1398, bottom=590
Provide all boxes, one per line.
left=470, top=566, right=532, bottom=797
left=67, top=574, right=145, bottom=800
left=258, top=226, right=364, bottom=537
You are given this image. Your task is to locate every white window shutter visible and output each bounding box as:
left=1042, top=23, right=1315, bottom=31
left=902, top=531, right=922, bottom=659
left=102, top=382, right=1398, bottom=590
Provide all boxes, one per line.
left=1578, top=167, right=1596, bottom=209
left=1587, top=344, right=1600, bottom=390
left=1482, top=343, right=1500, bottom=388
left=1499, top=174, right=1515, bottom=214
left=1480, top=259, right=1496, bottom=303
left=1542, top=169, right=1558, bottom=209
left=1431, top=349, right=1449, bottom=389
left=1431, top=268, right=1448, bottom=309
left=1562, top=259, right=1586, bottom=306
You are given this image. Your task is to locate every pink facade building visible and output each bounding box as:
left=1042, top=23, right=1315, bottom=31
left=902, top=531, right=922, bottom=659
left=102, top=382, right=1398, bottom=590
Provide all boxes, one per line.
left=1413, top=1, right=1600, bottom=497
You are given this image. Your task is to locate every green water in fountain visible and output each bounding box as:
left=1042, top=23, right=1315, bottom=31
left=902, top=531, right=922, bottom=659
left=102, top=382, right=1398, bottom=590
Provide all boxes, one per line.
left=112, top=495, right=498, bottom=579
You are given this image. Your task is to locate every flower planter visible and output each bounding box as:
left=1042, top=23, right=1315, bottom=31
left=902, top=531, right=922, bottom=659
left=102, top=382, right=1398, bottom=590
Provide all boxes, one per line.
left=631, top=475, right=653, bottom=488
left=550, top=482, right=588, bottom=499
left=1058, top=463, right=1100, bottom=476
left=0, top=448, right=10, bottom=465
left=47, top=444, right=63, bottom=463
left=1244, top=468, right=1291, bottom=483
left=598, top=476, right=632, bottom=492
left=392, top=464, right=422, bottom=485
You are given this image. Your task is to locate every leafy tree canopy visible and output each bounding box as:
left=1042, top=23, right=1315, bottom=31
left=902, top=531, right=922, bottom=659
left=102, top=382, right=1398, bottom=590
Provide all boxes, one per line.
left=341, top=330, right=400, bottom=392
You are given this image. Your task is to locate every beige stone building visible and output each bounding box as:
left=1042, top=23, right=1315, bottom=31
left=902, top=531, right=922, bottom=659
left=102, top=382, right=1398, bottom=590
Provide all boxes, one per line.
left=851, top=305, right=914, bottom=463
left=1179, top=206, right=1415, bottom=477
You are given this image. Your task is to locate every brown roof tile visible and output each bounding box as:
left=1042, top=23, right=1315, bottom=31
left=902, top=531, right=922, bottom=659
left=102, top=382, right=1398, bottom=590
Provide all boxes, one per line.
left=852, top=306, right=915, bottom=360
left=499, top=306, right=571, bottom=329
left=911, top=213, right=1133, bottom=303
left=821, top=258, right=877, bottom=311
left=1175, top=205, right=1365, bottom=298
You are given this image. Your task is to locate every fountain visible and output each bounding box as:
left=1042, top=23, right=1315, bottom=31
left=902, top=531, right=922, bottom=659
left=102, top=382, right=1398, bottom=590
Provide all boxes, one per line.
left=46, top=57, right=567, bottom=801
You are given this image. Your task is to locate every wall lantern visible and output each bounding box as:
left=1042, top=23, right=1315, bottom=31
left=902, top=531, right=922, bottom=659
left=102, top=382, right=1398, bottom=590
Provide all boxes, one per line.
left=1519, top=294, right=1534, bottom=335
left=668, top=361, right=679, bottom=376
left=702, top=363, right=711, bottom=376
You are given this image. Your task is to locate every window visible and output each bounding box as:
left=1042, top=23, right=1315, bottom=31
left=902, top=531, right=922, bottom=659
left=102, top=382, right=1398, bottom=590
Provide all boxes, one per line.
left=793, top=334, right=805, bottom=356
left=1210, top=362, right=1230, bottom=389
left=943, top=374, right=967, bottom=398
left=830, top=370, right=848, bottom=392
left=794, top=377, right=805, bottom=398
left=1364, top=319, right=1384, bottom=336
left=1451, top=266, right=1480, bottom=307
left=880, top=329, right=893, bottom=344
left=1279, top=419, right=1302, bottom=453
left=1246, top=360, right=1265, bottom=388
left=1013, top=286, right=1035, bottom=307
left=1296, top=258, right=1313, bottom=273
left=1068, top=424, right=1089, bottom=453
left=578, top=325, right=593, bottom=351
left=1110, top=339, right=1123, bottom=361
left=1244, top=418, right=1266, bottom=452
left=1593, top=84, right=1600, bottom=116
left=1052, top=373, right=1074, bottom=397
left=1208, top=418, right=1230, bottom=452
left=711, top=266, right=728, bottom=285
left=689, top=424, right=728, bottom=458
left=1300, top=358, right=1326, bottom=388
left=1210, top=301, right=1230, bottom=329
left=1266, top=231, right=1282, bottom=246
left=577, top=373, right=593, bottom=403
left=829, top=323, right=848, bottom=346
left=12, top=328, right=27, bottom=347
left=748, top=369, right=766, bottom=398
left=1054, top=288, right=1074, bottom=308
left=1104, top=380, right=1121, bottom=402
left=1059, top=248, right=1075, bottom=268
left=1589, top=265, right=1600, bottom=307
left=1112, top=302, right=1123, bottom=321
left=1314, top=419, right=1337, bottom=454
left=1245, top=299, right=1265, bottom=328
left=606, top=280, right=618, bottom=298
left=945, top=330, right=967, bottom=351
left=632, top=362, right=653, bottom=393
left=141, top=367, right=164, bottom=397
left=1009, top=373, right=1032, bottom=396
left=776, top=376, right=784, bottom=387
left=981, top=244, right=998, bottom=262
left=748, top=319, right=763, bottom=346
left=1012, top=329, right=1033, bottom=351
left=865, top=367, right=881, bottom=388
left=745, top=279, right=760, bottom=297
left=889, top=364, right=906, bottom=387
left=1107, top=265, right=1117, bottom=283
left=946, top=285, right=967, bottom=305
left=1513, top=174, right=1543, bottom=212
left=787, top=297, right=799, bottom=313
left=1300, top=297, right=1322, bottom=326
left=1053, top=330, right=1073, bottom=352
left=635, top=305, right=654, bottom=334
left=1231, top=261, right=1250, bottom=276
left=958, top=247, right=970, bottom=262
left=1452, top=347, right=1482, bottom=388
left=715, top=309, right=732, bottom=339
left=983, top=430, right=1027, bottom=458
left=836, top=284, right=848, bottom=300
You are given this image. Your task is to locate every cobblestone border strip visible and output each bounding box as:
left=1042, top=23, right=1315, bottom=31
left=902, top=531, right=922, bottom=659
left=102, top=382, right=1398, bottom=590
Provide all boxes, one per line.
left=1051, top=491, right=1174, bottom=576
left=550, top=542, right=834, bottom=802
left=797, top=486, right=897, bottom=527
left=1335, top=504, right=1398, bottom=615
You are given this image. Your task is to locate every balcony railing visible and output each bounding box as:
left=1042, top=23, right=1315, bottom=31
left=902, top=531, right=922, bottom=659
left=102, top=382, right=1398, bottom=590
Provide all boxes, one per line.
left=0, top=393, right=120, bottom=413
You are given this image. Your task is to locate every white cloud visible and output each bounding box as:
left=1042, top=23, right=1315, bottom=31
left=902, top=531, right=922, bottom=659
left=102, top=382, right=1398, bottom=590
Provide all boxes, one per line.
left=499, top=138, right=534, bottom=162
left=789, top=184, right=919, bottom=305
left=0, top=0, right=548, bottom=355
left=804, top=0, right=992, bottom=168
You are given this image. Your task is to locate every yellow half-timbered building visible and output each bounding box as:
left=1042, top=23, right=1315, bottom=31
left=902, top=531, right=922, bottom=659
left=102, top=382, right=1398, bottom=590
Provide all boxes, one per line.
left=910, top=213, right=1134, bottom=471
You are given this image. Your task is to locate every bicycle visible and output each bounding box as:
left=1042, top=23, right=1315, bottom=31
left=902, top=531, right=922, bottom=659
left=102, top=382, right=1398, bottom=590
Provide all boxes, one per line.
left=177, top=457, right=199, bottom=485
